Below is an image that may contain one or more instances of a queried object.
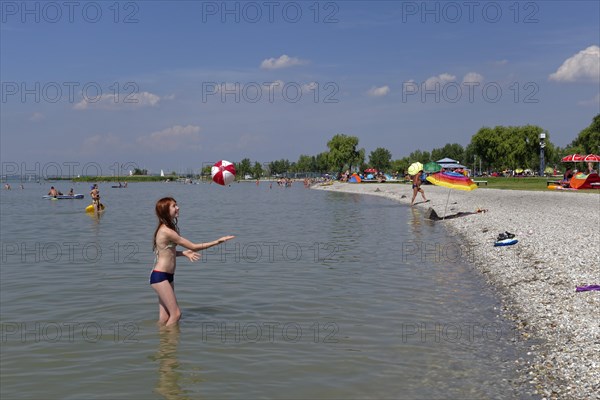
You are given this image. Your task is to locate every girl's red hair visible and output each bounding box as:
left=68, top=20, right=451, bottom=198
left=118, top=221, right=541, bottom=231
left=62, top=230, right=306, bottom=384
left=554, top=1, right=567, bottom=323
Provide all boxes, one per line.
left=153, top=197, right=179, bottom=251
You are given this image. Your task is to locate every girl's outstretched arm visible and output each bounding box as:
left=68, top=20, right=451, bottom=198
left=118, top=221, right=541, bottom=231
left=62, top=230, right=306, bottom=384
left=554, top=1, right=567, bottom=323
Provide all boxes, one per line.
left=166, top=229, right=236, bottom=252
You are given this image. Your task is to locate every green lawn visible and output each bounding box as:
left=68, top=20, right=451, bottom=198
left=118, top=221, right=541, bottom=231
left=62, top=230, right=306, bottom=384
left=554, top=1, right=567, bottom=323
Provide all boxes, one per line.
left=472, top=177, right=550, bottom=191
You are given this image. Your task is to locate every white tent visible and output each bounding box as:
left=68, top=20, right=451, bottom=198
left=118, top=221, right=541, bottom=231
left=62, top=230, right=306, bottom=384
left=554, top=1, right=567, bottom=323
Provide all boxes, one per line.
left=436, top=158, right=467, bottom=169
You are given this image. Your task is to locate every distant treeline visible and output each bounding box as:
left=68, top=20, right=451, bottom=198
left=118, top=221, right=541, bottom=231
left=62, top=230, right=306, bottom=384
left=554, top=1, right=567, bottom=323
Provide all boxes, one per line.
left=55, top=175, right=177, bottom=182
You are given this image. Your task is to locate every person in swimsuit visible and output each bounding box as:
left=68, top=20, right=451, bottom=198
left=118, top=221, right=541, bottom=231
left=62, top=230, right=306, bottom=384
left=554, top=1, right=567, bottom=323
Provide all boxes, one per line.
left=90, top=184, right=101, bottom=211
left=150, top=197, right=235, bottom=326
left=410, top=168, right=427, bottom=206
left=48, top=186, right=59, bottom=197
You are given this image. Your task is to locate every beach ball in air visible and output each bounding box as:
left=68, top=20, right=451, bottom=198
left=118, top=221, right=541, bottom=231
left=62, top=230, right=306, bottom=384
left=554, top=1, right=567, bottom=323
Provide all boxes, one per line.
left=211, top=160, right=236, bottom=186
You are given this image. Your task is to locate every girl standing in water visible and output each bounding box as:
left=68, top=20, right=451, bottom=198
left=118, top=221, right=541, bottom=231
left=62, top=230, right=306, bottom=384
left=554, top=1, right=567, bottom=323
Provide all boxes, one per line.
left=151, top=197, right=235, bottom=326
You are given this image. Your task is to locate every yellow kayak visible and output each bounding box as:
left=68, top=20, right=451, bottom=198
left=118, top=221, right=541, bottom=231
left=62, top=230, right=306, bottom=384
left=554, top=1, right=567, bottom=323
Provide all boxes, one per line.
left=85, top=203, right=105, bottom=212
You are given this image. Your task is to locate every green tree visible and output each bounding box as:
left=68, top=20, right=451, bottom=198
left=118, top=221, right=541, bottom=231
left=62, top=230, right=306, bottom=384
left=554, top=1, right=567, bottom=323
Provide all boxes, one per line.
left=327, top=134, right=362, bottom=174
left=369, top=147, right=392, bottom=171
left=200, top=165, right=212, bottom=178
left=296, top=155, right=314, bottom=172
left=469, top=125, right=551, bottom=171
left=269, top=159, right=291, bottom=175
left=430, top=143, right=465, bottom=163
left=568, top=114, right=600, bottom=154
left=407, top=150, right=431, bottom=163
left=391, top=158, right=410, bottom=176
left=133, top=168, right=148, bottom=175
left=237, top=158, right=252, bottom=178
left=252, top=162, right=263, bottom=179
left=356, top=148, right=366, bottom=170
left=315, top=152, right=330, bottom=173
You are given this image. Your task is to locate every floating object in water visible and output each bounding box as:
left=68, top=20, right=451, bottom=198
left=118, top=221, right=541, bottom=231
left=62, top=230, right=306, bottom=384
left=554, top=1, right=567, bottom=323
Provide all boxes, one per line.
left=85, top=203, right=105, bottom=212
left=43, top=194, right=84, bottom=200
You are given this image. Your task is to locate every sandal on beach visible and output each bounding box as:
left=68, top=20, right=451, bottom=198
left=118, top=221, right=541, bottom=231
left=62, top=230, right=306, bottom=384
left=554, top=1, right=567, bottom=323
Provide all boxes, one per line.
left=497, top=232, right=516, bottom=241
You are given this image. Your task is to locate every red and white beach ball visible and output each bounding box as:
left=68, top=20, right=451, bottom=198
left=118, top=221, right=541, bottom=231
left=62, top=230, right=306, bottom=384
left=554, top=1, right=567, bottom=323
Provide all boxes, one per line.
left=211, top=160, right=236, bottom=186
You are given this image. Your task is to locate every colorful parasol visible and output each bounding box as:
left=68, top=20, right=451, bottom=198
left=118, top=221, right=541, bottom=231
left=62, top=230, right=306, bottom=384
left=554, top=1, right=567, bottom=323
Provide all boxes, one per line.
left=408, top=162, right=423, bottom=176
left=583, top=154, right=600, bottom=162
left=426, top=171, right=477, bottom=219
left=426, top=171, right=478, bottom=191
left=561, top=154, right=585, bottom=162
left=364, top=168, right=378, bottom=173
left=423, top=161, right=442, bottom=173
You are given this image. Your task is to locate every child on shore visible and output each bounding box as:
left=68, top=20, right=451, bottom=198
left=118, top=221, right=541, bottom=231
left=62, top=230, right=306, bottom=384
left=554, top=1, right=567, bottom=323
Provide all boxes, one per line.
left=150, top=197, right=235, bottom=326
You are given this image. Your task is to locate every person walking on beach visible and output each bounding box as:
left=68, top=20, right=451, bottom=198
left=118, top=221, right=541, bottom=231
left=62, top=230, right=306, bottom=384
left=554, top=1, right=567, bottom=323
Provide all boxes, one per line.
left=150, top=197, right=235, bottom=326
left=410, top=168, right=427, bottom=206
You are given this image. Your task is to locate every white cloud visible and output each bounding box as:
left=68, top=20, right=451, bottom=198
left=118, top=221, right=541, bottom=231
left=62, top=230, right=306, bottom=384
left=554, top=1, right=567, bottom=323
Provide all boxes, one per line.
left=367, top=85, right=390, bottom=97
left=462, top=72, right=484, bottom=84
left=549, top=45, right=600, bottom=82
left=74, top=91, right=161, bottom=110
left=136, top=125, right=202, bottom=152
left=260, top=54, right=307, bottom=70
left=424, top=73, right=456, bottom=90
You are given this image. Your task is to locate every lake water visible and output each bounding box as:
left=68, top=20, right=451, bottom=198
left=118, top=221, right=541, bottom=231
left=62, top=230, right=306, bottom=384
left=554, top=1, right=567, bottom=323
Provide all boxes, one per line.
left=1, top=181, right=534, bottom=399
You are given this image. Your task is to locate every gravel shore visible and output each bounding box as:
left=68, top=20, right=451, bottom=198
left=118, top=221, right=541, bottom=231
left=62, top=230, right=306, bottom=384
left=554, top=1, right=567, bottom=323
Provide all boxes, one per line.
left=312, top=181, right=599, bottom=400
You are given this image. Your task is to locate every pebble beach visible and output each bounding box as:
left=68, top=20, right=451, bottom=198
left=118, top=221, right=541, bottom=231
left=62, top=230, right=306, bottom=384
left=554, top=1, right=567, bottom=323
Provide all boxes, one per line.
left=312, top=181, right=599, bottom=400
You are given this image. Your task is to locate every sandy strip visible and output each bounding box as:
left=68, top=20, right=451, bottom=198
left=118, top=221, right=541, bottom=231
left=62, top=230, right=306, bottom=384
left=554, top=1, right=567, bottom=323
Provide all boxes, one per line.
left=312, top=181, right=599, bottom=400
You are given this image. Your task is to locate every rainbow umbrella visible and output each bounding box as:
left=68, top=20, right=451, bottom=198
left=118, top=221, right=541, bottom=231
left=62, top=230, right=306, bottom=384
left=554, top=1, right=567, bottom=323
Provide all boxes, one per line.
left=426, top=171, right=477, bottom=219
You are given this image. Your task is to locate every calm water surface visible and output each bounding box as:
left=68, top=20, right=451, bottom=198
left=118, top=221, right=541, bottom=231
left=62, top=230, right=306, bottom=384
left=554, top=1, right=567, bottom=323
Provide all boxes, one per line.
left=1, top=182, right=533, bottom=399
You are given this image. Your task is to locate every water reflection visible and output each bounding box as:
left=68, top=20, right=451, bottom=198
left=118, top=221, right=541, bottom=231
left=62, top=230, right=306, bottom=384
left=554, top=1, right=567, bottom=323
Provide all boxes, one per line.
left=154, top=325, right=191, bottom=400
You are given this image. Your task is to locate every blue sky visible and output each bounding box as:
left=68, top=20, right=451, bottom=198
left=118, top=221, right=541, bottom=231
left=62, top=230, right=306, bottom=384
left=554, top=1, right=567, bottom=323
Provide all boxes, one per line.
left=1, top=1, right=599, bottom=175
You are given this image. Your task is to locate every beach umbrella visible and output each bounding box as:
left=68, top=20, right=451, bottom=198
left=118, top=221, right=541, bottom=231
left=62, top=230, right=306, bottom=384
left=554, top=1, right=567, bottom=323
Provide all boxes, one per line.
left=515, top=168, right=524, bottom=174
left=423, top=161, right=442, bottom=173
left=407, top=162, right=423, bottom=176
left=583, top=154, right=600, bottom=162
left=364, top=168, right=378, bottom=173
left=426, top=171, right=478, bottom=219
left=561, top=154, right=585, bottom=162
